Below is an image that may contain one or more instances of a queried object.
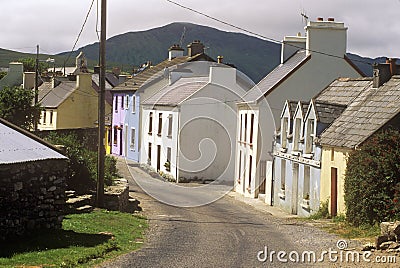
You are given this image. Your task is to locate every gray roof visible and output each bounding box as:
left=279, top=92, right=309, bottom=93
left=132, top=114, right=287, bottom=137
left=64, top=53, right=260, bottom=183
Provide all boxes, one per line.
left=38, top=81, right=76, bottom=108
left=142, top=77, right=208, bottom=106
left=320, top=75, right=400, bottom=148
left=314, top=101, right=347, bottom=125
left=242, top=51, right=310, bottom=103
left=315, top=77, right=373, bottom=106
left=0, top=119, right=67, bottom=164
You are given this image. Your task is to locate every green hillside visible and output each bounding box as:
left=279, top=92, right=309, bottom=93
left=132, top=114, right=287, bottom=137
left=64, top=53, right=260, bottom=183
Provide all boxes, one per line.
left=58, top=22, right=282, bottom=83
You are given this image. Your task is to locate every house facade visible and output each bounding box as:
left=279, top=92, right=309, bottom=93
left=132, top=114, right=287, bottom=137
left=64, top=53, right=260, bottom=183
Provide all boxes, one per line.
left=273, top=99, right=346, bottom=216
left=141, top=64, right=254, bottom=182
left=319, top=61, right=400, bottom=216
left=234, top=18, right=363, bottom=202
left=111, top=41, right=215, bottom=161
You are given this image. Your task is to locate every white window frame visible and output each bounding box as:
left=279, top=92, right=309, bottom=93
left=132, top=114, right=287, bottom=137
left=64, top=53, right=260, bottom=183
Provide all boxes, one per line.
left=132, top=95, right=136, bottom=113
left=130, top=128, right=136, bottom=151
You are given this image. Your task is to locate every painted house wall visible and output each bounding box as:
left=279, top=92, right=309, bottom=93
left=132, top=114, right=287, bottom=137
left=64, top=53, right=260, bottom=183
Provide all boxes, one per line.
left=39, top=109, right=57, bottom=130
left=56, top=74, right=101, bottom=129
left=125, top=93, right=140, bottom=161
left=320, top=146, right=350, bottom=215
left=112, top=93, right=127, bottom=156
left=140, top=108, right=179, bottom=179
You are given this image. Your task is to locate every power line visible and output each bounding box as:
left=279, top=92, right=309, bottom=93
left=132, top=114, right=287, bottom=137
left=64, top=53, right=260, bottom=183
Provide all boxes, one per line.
left=64, top=0, right=96, bottom=67
left=165, top=0, right=373, bottom=66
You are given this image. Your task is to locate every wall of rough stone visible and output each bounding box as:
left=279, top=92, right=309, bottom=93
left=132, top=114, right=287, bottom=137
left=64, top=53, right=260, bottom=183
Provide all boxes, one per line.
left=104, top=179, right=129, bottom=212
left=0, top=159, right=67, bottom=240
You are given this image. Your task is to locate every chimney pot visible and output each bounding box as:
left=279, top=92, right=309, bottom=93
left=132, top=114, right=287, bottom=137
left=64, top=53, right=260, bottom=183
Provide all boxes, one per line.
left=217, top=56, right=223, bottom=64
left=317, top=17, right=324, bottom=21
left=328, top=17, right=335, bottom=22
left=389, top=58, right=397, bottom=76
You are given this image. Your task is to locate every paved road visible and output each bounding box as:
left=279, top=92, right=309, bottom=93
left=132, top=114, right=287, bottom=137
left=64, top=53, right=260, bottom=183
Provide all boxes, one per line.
left=99, top=160, right=335, bottom=268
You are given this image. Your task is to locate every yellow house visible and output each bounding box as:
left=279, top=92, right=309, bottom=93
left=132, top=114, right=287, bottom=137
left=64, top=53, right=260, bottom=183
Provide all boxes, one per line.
left=318, top=61, right=400, bottom=216
left=38, top=74, right=111, bottom=130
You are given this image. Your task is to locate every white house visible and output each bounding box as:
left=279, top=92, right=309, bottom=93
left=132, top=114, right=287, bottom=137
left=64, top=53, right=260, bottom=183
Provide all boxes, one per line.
left=141, top=63, right=254, bottom=183
left=234, top=18, right=364, bottom=203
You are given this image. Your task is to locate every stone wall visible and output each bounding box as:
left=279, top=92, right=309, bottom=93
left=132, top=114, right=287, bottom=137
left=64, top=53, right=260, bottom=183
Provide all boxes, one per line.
left=0, top=159, right=67, bottom=240
left=104, top=179, right=129, bottom=212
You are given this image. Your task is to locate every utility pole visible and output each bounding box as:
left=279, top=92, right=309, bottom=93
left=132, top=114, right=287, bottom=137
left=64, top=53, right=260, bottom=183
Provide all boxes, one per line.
left=34, top=45, right=39, bottom=132
left=97, top=0, right=106, bottom=207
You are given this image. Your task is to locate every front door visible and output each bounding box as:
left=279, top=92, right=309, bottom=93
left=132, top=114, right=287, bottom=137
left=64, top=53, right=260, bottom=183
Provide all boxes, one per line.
left=119, top=126, right=123, bottom=156
left=331, top=167, right=338, bottom=217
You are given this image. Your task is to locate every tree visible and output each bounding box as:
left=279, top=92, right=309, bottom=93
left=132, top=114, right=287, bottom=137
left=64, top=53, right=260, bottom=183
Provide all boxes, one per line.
left=344, top=128, right=400, bottom=226
left=0, top=86, right=42, bottom=130
left=17, top=57, right=48, bottom=73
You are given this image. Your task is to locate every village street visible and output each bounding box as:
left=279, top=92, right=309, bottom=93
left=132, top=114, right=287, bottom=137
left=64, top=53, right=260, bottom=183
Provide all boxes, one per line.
left=97, top=158, right=366, bottom=268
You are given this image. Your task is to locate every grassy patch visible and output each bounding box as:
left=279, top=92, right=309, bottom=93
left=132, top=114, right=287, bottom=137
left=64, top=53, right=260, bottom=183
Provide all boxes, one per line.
left=322, top=220, right=380, bottom=241
left=0, top=210, right=147, bottom=267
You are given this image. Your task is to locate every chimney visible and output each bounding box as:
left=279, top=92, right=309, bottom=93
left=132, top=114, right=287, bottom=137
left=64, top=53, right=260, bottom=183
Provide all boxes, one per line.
left=94, top=66, right=100, bottom=74
left=305, top=18, right=347, bottom=57
left=168, top=44, right=184, bottom=60
left=187, top=40, right=205, bottom=57
left=23, top=72, right=35, bottom=89
left=217, top=56, right=224, bottom=64
left=281, top=34, right=306, bottom=63
left=51, top=77, right=61, bottom=88
left=388, top=58, right=399, bottom=75
left=112, top=67, right=121, bottom=76
left=373, top=62, right=391, bottom=88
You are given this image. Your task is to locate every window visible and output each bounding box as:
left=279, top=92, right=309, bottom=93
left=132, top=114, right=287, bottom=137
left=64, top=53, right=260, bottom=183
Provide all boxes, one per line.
left=42, top=111, right=47, bottom=125
left=148, top=143, right=152, bottom=163
left=148, top=112, right=153, bottom=134
left=244, top=114, right=247, bottom=143
left=158, top=113, right=162, bottom=136
left=238, top=151, right=242, bottom=183
left=167, top=114, right=173, bottom=137
left=132, top=96, right=136, bottom=113
left=281, top=159, right=286, bottom=190
left=293, top=118, right=301, bottom=151
left=239, top=114, right=243, bottom=142
left=49, top=110, right=53, bottom=125
left=281, top=117, right=288, bottom=148
left=113, top=126, right=118, bottom=145
left=303, top=166, right=310, bottom=199
left=121, top=95, right=124, bottom=108
left=166, top=147, right=171, bottom=172
left=249, top=113, right=255, bottom=144
left=125, top=94, right=129, bottom=109
left=248, top=155, right=253, bottom=188
left=114, top=96, right=118, bottom=112
left=305, top=119, right=315, bottom=153
left=130, top=128, right=136, bottom=150
left=331, top=148, right=335, bottom=161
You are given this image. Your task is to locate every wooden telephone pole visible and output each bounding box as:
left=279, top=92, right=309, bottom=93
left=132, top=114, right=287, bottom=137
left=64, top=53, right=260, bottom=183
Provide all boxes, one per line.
left=97, top=0, right=106, bottom=207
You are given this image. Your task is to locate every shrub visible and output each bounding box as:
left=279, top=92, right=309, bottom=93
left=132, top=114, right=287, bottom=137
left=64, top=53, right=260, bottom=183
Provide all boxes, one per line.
left=309, top=199, right=330, bottom=220
left=46, top=133, right=119, bottom=192
left=344, top=128, right=400, bottom=226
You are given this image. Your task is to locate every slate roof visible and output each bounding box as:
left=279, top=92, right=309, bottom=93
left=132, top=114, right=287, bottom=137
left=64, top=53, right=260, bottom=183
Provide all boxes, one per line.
left=314, top=77, right=373, bottom=106
left=242, top=51, right=310, bottom=103
left=112, top=54, right=214, bottom=92
left=38, top=81, right=76, bottom=108
left=320, top=75, right=400, bottom=148
left=314, top=101, right=347, bottom=125
left=142, top=77, right=208, bottom=106
left=0, top=118, right=67, bottom=164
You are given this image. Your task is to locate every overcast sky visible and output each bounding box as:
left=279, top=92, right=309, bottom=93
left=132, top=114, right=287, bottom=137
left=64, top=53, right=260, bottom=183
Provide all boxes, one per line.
left=1, top=0, right=399, bottom=58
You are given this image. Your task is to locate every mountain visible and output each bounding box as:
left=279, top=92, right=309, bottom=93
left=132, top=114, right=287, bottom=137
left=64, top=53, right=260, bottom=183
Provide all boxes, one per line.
left=58, top=22, right=282, bottom=83
left=0, top=22, right=393, bottom=82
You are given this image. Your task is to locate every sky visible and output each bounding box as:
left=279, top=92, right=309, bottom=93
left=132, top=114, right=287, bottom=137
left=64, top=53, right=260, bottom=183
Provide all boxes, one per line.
left=0, top=0, right=399, bottom=58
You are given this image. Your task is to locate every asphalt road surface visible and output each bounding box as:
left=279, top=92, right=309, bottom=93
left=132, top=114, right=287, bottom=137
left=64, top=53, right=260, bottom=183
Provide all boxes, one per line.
left=98, top=161, right=336, bottom=268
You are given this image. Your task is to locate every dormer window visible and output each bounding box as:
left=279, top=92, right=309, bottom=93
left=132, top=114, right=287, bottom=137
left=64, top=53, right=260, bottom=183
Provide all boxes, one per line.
left=305, top=119, right=315, bottom=153
left=293, top=118, right=302, bottom=151
left=281, top=117, right=288, bottom=148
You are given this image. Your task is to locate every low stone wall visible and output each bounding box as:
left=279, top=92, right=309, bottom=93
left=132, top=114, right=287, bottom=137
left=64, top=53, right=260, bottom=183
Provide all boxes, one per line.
left=104, top=179, right=129, bottom=212
left=0, top=159, right=67, bottom=240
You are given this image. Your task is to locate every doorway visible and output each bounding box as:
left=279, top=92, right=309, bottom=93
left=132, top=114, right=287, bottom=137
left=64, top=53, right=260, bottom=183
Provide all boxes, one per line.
left=331, top=167, right=338, bottom=217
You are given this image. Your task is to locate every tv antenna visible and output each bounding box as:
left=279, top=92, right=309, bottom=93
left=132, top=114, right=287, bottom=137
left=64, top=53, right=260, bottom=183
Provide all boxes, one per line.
left=179, top=26, right=186, bottom=47
left=301, top=10, right=309, bottom=26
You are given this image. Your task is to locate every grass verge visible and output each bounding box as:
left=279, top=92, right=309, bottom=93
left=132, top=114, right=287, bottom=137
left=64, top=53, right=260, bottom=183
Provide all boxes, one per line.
left=0, top=209, right=147, bottom=267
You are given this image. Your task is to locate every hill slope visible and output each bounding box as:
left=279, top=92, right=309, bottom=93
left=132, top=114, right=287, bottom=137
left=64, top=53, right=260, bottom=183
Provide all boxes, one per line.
left=59, top=22, right=282, bottom=83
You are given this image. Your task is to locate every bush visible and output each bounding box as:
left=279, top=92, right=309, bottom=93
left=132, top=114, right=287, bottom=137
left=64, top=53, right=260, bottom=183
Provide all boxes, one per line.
left=344, top=128, right=400, bottom=226
left=46, top=133, right=119, bottom=192
left=309, top=199, right=330, bottom=220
